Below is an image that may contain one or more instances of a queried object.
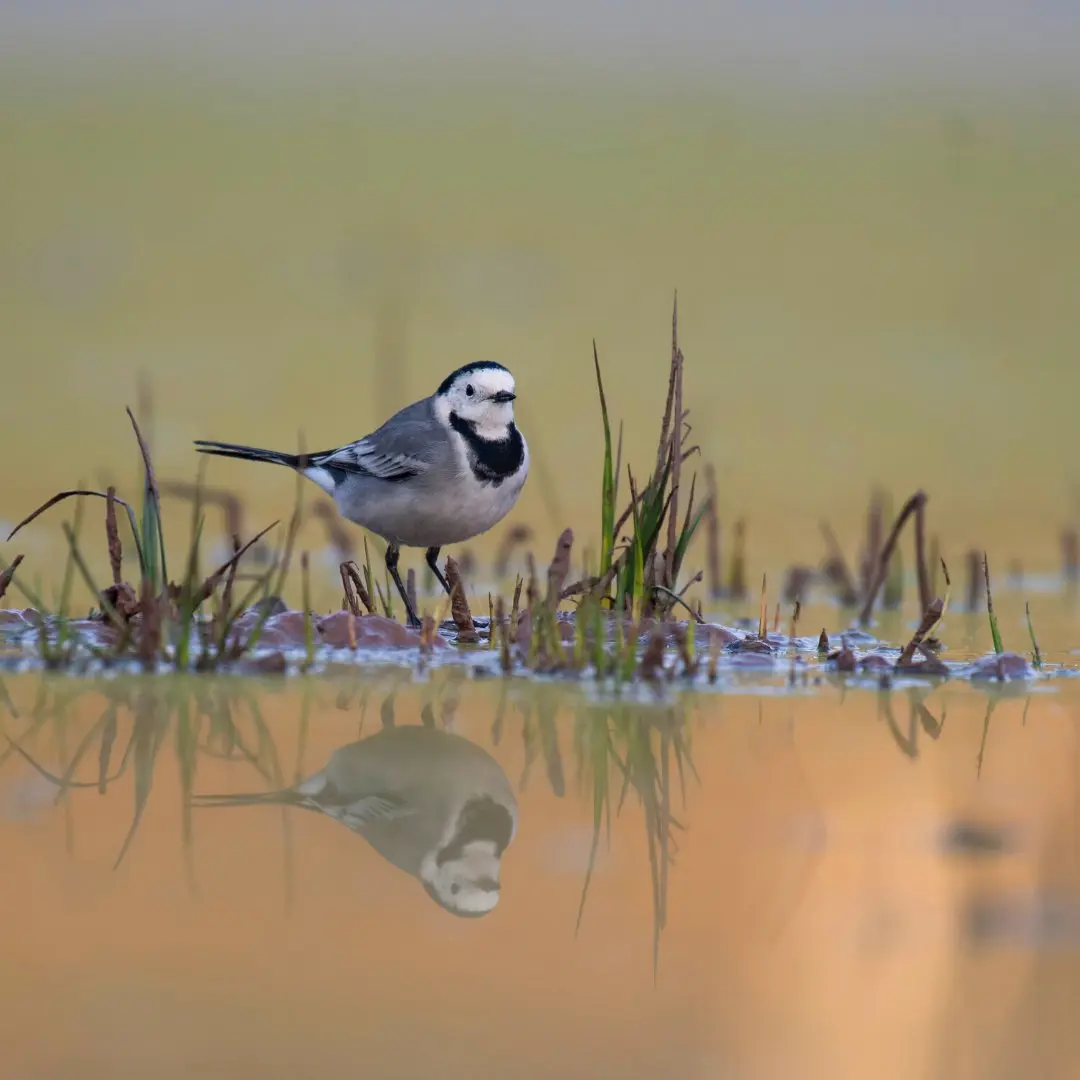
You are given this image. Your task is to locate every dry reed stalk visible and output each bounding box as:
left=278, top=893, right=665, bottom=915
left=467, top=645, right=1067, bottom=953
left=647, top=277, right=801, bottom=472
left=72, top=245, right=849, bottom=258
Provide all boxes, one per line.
left=444, top=556, right=479, bottom=642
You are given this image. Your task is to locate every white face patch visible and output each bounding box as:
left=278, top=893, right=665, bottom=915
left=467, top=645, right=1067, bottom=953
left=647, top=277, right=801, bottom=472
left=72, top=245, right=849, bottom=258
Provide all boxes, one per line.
left=420, top=841, right=503, bottom=916
left=435, top=365, right=517, bottom=442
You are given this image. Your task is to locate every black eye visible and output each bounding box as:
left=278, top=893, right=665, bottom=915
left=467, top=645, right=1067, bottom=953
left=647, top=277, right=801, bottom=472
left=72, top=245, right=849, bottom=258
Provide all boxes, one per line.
left=450, top=883, right=461, bottom=895
left=465, top=384, right=474, bottom=397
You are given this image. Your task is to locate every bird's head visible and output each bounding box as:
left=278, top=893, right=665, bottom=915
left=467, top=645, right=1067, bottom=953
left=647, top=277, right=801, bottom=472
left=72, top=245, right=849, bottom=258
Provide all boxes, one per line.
left=419, top=793, right=515, bottom=918
left=434, top=362, right=517, bottom=442
left=420, top=841, right=505, bottom=918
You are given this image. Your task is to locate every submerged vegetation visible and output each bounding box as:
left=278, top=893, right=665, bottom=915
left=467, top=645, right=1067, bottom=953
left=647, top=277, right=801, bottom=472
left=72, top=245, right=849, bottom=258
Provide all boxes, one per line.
left=0, top=297, right=1074, bottom=688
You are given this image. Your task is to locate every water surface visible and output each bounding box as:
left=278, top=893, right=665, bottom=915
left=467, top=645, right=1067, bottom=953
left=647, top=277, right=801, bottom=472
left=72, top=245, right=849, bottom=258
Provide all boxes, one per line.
left=3, top=672, right=1079, bottom=1079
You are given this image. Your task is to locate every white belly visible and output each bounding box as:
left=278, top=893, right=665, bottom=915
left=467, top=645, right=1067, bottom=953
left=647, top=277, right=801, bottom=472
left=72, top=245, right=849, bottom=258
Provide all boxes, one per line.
left=336, top=449, right=529, bottom=549
left=434, top=466, right=529, bottom=546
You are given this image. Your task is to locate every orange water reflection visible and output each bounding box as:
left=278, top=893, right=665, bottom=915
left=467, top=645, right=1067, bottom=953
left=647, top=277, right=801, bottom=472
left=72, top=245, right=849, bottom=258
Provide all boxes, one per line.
left=1, top=673, right=1078, bottom=1080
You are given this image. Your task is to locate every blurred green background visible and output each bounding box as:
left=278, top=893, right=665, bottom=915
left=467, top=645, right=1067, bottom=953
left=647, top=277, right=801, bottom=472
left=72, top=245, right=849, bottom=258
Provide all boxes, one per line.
left=2, top=5, right=1080, bottom=608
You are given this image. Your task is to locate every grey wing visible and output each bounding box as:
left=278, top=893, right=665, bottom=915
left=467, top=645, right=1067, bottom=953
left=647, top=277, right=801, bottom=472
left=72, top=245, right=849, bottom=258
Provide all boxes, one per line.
left=297, top=770, right=416, bottom=825
left=336, top=794, right=417, bottom=829
left=310, top=398, right=448, bottom=482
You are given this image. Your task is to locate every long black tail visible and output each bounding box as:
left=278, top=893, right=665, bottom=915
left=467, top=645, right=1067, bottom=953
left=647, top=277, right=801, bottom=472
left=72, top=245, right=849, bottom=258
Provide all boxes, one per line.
left=190, top=787, right=314, bottom=810
left=194, top=440, right=300, bottom=469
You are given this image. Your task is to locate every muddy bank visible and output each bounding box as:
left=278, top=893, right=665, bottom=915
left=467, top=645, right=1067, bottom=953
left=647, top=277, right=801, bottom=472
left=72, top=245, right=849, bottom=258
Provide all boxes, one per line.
left=0, top=599, right=1052, bottom=689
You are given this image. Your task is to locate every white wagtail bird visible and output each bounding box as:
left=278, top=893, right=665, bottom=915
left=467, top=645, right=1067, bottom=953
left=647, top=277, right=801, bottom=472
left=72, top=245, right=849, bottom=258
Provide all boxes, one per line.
left=193, top=725, right=518, bottom=918
left=194, top=362, right=528, bottom=627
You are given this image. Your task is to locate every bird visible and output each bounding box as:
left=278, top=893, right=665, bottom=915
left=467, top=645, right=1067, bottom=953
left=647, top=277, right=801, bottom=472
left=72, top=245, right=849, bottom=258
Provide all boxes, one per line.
left=194, top=361, right=529, bottom=627
left=192, top=724, right=518, bottom=918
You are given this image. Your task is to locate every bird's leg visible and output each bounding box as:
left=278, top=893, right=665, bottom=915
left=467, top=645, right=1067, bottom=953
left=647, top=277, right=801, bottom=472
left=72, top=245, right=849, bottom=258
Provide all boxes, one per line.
left=385, top=542, right=421, bottom=629
left=425, top=546, right=453, bottom=597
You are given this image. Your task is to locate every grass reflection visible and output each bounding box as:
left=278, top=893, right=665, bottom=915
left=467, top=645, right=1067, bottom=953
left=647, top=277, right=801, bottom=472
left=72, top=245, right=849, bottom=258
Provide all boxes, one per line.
left=572, top=697, right=697, bottom=983
left=1, top=677, right=293, bottom=875
left=0, top=673, right=704, bottom=977
left=0, top=670, right=1046, bottom=984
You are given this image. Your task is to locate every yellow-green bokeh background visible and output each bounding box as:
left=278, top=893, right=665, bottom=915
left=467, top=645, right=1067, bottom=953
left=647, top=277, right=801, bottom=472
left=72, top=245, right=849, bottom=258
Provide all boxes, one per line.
left=3, top=64, right=1080, bottom=607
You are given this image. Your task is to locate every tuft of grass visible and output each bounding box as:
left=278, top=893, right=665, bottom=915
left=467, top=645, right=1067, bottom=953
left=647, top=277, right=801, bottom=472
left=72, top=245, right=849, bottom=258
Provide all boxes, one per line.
left=582, top=301, right=708, bottom=622
left=488, top=528, right=706, bottom=685
left=3, top=404, right=297, bottom=673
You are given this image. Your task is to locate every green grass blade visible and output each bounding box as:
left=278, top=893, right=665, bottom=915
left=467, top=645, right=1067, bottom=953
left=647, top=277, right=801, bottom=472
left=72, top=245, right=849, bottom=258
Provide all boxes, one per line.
left=1025, top=601, right=1042, bottom=669
left=141, top=494, right=159, bottom=595
left=593, top=342, right=616, bottom=577
left=631, top=519, right=645, bottom=621
left=673, top=502, right=710, bottom=582
left=616, top=469, right=645, bottom=614
left=175, top=513, right=206, bottom=670
left=983, top=553, right=1003, bottom=655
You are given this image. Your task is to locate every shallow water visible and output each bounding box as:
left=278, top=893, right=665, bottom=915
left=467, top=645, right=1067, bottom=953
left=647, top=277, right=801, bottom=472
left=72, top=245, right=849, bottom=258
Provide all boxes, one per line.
left=2, top=671, right=1079, bottom=1079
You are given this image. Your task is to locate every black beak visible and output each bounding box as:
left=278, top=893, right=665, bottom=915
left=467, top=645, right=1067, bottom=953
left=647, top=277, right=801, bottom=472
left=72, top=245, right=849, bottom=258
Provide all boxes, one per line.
left=491, top=390, right=516, bottom=404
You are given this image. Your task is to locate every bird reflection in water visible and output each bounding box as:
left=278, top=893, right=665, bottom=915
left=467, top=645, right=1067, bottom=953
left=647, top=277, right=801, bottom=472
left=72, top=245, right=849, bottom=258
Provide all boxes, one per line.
left=193, top=724, right=517, bottom=917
